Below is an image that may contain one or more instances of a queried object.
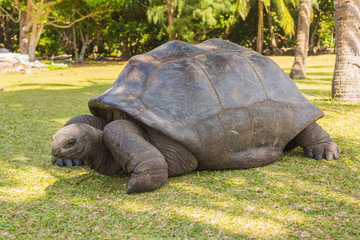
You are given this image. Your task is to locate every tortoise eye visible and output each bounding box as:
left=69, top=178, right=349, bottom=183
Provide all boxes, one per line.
left=67, top=139, right=76, bottom=148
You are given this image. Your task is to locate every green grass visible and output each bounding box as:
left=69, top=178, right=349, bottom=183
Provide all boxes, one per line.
left=0, top=55, right=359, bottom=239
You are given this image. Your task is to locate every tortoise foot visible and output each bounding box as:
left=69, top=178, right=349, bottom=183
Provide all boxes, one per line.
left=127, top=168, right=168, bottom=194
left=294, top=122, right=340, bottom=161
left=303, top=141, right=339, bottom=161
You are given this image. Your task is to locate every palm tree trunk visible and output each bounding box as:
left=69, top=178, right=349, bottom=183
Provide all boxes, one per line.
left=256, top=0, right=264, bottom=54
left=332, top=0, right=360, bottom=102
left=165, top=0, right=174, bottom=40
left=309, top=11, right=321, bottom=53
left=266, top=4, right=278, bottom=55
left=290, top=0, right=311, bottom=79
left=309, top=0, right=323, bottom=53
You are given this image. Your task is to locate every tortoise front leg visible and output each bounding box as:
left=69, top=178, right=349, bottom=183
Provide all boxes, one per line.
left=103, top=120, right=168, bottom=194
left=293, top=122, right=339, bottom=160
left=52, top=114, right=107, bottom=167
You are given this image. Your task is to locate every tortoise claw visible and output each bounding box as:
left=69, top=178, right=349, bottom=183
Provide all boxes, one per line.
left=57, top=159, right=64, bottom=167
left=74, top=159, right=84, bottom=166
left=52, top=156, right=85, bottom=167
left=303, top=141, right=339, bottom=161
left=64, top=159, right=73, bottom=167
left=305, top=150, right=313, bottom=159
left=314, top=153, right=323, bottom=160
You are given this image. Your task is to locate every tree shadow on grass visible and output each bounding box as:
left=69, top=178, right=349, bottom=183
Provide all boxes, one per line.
left=306, top=72, right=333, bottom=77
left=300, top=89, right=331, bottom=99
left=2, top=133, right=359, bottom=239
left=306, top=65, right=335, bottom=69
left=40, top=145, right=360, bottom=239
left=2, top=156, right=359, bottom=239
left=293, top=78, right=332, bottom=85
left=1, top=81, right=360, bottom=238
left=18, top=83, right=76, bottom=88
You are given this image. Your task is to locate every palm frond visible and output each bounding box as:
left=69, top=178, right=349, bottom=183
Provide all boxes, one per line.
left=273, top=0, right=294, bottom=35
left=286, top=0, right=296, bottom=8
left=147, top=5, right=166, bottom=25
left=235, top=0, right=257, bottom=20
left=311, top=0, right=319, bottom=9
left=263, top=0, right=271, bottom=11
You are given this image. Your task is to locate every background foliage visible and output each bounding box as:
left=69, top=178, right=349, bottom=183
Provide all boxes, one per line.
left=0, top=0, right=336, bottom=59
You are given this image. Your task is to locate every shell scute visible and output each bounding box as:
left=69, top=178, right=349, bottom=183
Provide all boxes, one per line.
left=146, top=40, right=206, bottom=62
left=140, top=58, right=222, bottom=124
left=242, top=51, right=308, bottom=104
left=248, top=100, right=277, bottom=148
left=194, top=51, right=267, bottom=108
left=273, top=102, right=296, bottom=147
left=218, top=108, right=252, bottom=151
left=198, top=38, right=248, bottom=52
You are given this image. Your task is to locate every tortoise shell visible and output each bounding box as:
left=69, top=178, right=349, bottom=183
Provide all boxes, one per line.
left=89, top=39, right=323, bottom=169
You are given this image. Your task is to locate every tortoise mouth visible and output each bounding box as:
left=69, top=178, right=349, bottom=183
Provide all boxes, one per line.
left=52, top=145, right=84, bottom=159
left=51, top=145, right=86, bottom=165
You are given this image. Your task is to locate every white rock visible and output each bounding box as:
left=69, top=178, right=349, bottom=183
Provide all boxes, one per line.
left=0, top=52, right=68, bottom=73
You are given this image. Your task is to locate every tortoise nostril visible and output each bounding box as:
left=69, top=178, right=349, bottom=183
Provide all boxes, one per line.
left=52, top=147, right=61, bottom=157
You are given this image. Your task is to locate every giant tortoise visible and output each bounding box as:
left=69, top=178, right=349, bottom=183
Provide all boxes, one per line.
left=52, top=39, right=339, bottom=193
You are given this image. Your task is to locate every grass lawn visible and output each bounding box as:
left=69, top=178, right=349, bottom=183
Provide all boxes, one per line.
left=0, top=55, right=359, bottom=239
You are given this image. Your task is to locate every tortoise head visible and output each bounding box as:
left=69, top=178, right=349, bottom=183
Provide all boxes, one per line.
left=52, top=123, right=103, bottom=164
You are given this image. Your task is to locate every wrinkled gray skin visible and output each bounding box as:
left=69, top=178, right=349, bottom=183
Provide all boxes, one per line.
left=52, top=39, right=339, bottom=194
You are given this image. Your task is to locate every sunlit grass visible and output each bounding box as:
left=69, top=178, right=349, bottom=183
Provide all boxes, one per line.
left=0, top=55, right=359, bottom=239
left=1, top=64, right=122, bottom=92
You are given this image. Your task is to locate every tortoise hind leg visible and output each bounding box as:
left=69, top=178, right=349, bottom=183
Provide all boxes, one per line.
left=293, top=122, right=339, bottom=160
left=145, top=128, right=198, bottom=177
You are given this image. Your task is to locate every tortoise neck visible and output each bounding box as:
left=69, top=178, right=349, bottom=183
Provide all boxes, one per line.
left=105, top=109, right=132, bottom=122
left=84, top=129, right=119, bottom=175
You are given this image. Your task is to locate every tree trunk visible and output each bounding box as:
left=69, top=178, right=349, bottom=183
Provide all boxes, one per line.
left=79, top=28, right=89, bottom=62
left=72, top=24, right=79, bottom=62
left=122, top=37, right=132, bottom=60
left=19, top=11, right=30, bottom=54
left=28, top=22, right=45, bottom=62
left=27, top=2, right=52, bottom=62
left=266, top=4, right=278, bottom=55
left=256, top=0, right=264, bottom=54
left=0, top=16, right=12, bottom=50
left=290, top=0, right=311, bottom=79
left=0, top=16, right=6, bottom=46
left=166, top=0, right=174, bottom=40
left=332, top=0, right=360, bottom=102
left=309, top=29, right=318, bottom=53
left=309, top=0, right=324, bottom=53
left=309, top=11, right=321, bottom=53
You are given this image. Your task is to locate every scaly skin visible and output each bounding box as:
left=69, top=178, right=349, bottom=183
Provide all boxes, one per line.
left=294, top=122, right=339, bottom=160
left=52, top=121, right=168, bottom=193
left=103, top=120, right=168, bottom=193
left=52, top=123, right=122, bottom=175
left=52, top=115, right=107, bottom=167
